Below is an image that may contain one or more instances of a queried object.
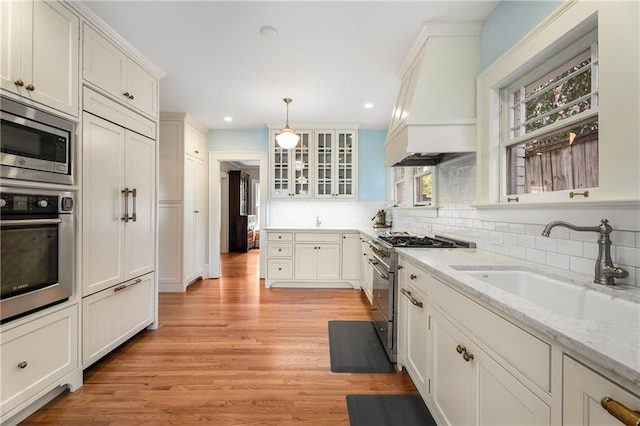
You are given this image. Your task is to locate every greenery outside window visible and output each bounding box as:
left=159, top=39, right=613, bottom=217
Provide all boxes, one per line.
left=501, top=30, right=598, bottom=198
left=413, top=166, right=434, bottom=206
left=393, top=167, right=407, bottom=207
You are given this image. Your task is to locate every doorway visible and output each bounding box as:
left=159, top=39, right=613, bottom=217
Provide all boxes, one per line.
left=209, top=152, right=268, bottom=279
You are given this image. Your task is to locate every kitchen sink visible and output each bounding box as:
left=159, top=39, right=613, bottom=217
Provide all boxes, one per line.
left=461, top=269, right=640, bottom=323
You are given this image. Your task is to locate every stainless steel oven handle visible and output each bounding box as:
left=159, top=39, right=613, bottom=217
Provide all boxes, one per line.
left=368, top=258, right=389, bottom=280
left=1, top=218, right=62, bottom=226
left=401, top=288, right=424, bottom=308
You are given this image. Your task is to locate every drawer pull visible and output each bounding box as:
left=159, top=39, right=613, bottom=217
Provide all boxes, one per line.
left=456, top=345, right=465, bottom=354
left=26, top=83, right=35, bottom=91
left=17, top=361, right=28, bottom=369
left=14, top=79, right=24, bottom=87
left=601, top=397, right=640, bottom=426
left=278, top=248, right=282, bottom=252
left=114, top=278, right=143, bottom=292
left=462, top=350, right=474, bottom=362
left=401, top=288, right=423, bottom=308
left=410, top=274, right=417, bottom=280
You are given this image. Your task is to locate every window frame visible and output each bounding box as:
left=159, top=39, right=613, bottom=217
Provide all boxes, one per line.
left=498, top=29, right=599, bottom=203
left=391, top=166, right=438, bottom=208
left=412, top=166, right=436, bottom=207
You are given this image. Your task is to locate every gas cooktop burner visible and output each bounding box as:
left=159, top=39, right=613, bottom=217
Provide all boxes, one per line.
left=377, top=234, right=476, bottom=249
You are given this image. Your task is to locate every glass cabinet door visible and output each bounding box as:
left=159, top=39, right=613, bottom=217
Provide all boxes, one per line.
left=292, top=132, right=311, bottom=198
left=270, top=130, right=312, bottom=198
left=316, top=131, right=333, bottom=198
left=271, top=146, right=290, bottom=197
left=336, top=131, right=355, bottom=197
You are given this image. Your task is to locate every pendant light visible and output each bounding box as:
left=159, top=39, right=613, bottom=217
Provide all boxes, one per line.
left=275, top=97, right=300, bottom=149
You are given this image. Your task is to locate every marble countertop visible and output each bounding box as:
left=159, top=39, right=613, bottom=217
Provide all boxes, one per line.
left=396, top=247, right=640, bottom=389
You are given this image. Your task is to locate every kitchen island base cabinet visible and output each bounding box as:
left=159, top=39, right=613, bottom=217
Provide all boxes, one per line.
left=0, top=304, right=81, bottom=425
left=563, top=355, right=640, bottom=426
left=82, top=273, right=154, bottom=368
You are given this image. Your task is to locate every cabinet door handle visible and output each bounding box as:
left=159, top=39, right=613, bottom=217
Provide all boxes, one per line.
left=123, top=91, right=134, bottom=100
left=194, top=210, right=200, bottom=213
left=601, top=397, right=640, bottom=426
left=401, top=288, right=423, bottom=308
left=121, top=188, right=130, bottom=222
left=14, top=79, right=24, bottom=87
left=456, top=345, right=465, bottom=354
left=26, top=83, right=35, bottom=91
left=114, top=278, right=143, bottom=293
left=17, top=361, right=28, bottom=369
left=462, top=350, right=474, bottom=362
left=194, top=150, right=199, bottom=154
left=131, top=188, right=137, bottom=222
left=410, top=274, right=417, bottom=280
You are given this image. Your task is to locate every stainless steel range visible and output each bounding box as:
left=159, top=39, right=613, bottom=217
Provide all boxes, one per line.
left=366, top=233, right=475, bottom=362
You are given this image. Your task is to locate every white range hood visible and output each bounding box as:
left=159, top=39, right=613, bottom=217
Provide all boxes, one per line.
left=385, top=22, right=482, bottom=167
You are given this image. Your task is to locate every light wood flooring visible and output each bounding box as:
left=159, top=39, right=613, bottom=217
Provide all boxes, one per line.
left=22, top=250, right=417, bottom=425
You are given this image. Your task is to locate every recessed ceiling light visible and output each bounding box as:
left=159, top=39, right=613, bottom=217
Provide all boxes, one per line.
left=364, top=103, right=374, bottom=109
left=260, top=25, right=278, bottom=39
left=223, top=116, right=233, bottom=122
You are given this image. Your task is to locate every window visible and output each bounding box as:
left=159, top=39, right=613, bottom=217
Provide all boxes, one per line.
left=393, top=167, right=407, bottom=207
left=392, top=166, right=436, bottom=207
left=413, top=166, right=434, bottom=206
left=502, top=30, right=598, bottom=197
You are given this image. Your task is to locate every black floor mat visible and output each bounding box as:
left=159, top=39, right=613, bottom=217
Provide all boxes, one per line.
left=328, top=320, right=395, bottom=373
left=346, top=394, right=437, bottom=426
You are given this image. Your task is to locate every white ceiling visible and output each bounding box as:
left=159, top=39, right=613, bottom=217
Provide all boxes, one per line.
left=80, top=1, right=498, bottom=131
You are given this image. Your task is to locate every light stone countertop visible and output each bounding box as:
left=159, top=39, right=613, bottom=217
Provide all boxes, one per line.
left=396, top=247, right=640, bottom=389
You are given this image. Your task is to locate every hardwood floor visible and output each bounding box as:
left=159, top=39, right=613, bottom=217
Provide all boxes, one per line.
left=22, top=250, right=417, bottom=425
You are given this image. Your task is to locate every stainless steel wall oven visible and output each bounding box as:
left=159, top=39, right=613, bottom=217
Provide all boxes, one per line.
left=0, top=187, right=75, bottom=322
left=1, top=97, right=75, bottom=185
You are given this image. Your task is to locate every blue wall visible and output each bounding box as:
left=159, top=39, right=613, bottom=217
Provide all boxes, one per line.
left=208, top=128, right=388, bottom=201
left=479, top=0, right=564, bottom=70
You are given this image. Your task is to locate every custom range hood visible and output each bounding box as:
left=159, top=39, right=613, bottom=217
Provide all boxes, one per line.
left=385, top=22, right=482, bottom=167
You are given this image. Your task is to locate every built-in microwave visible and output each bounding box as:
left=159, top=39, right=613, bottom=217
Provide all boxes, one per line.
left=0, top=97, right=75, bottom=185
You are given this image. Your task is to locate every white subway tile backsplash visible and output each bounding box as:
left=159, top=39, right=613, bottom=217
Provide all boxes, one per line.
left=583, top=242, right=599, bottom=260
left=517, top=235, right=536, bottom=249
left=557, top=239, right=583, bottom=257
left=526, top=248, right=546, bottom=264
left=510, top=223, right=527, bottom=235
left=546, top=252, right=570, bottom=270
left=495, top=222, right=510, bottom=233
left=612, top=230, right=636, bottom=248
left=525, top=224, right=544, bottom=236
left=569, top=230, right=598, bottom=243
left=617, top=246, right=640, bottom=268
left=535, top=236, right=557, bottom=252
left=570, top=256, right=594, bottom=276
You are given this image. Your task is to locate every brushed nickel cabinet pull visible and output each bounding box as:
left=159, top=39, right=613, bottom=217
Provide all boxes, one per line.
left=114, top=278, right=143, bottom=293
left=569, top=190, right=589, bottom=198
left=601, top=397, right=640, bottom=426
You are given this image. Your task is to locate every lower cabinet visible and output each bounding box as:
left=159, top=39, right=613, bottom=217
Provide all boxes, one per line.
left=82, top=273, right=154, bottom=367
left=265, top=230, right=360, bottom=288
left=563, top=355, right=640, bottom=426
left=1, top=304, right=80, bottom=419
left=430, top=306, right=550, bottom=426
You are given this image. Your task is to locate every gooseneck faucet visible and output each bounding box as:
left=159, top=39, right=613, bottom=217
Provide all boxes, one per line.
left=542, top=219, right=629, bottom=285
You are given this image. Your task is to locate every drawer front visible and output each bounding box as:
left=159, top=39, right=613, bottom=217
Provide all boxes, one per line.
left=267, top=259, right=293, bottom=279
left=268, top=243, right=293, bottom=257
left=83, top=273, right=154, bottom=367
left=403, top=260, right=430, bottom=298
left=1, top=305, right=78, bottom=414
left=431, top=276, right=551, bottom=392
left=295, top=232, right=340, bottom=242
left=267, top=232, right=293, bottom=242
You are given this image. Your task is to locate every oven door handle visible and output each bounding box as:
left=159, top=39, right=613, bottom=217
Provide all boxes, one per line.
left=401, top=288, right=424, bottom=308
left=368, top=258, right=389, bottom=280
left=1, top=218, right=62, bottom=226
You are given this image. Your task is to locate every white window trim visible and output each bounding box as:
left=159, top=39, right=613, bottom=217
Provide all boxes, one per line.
left=413, top=166, right=437, bottom=207
left=475, top=0, right=640, bottom=209
left=391, top=166, right=438, bottom=209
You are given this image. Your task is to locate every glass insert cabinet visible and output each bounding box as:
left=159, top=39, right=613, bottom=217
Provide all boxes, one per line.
left=269, top=128, right=358, bottom=199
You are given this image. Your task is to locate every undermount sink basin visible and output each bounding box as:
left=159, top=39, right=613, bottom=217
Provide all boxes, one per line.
left=462, top=269, right=640, bottom=323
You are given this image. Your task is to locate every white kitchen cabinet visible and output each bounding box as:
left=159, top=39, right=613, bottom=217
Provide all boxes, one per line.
left=428, top=275, right=551, bottom=426
left=0, top=304, right=80, bottom=421
left=314, top=130, right=357, bottom=198
left=269, top=129, right=313, bottom=199
left=294, top=243, right=340, bottom=281
left=82, top=273, right=154, bottom=367
left=82, top=111, right=156, bottom=297
left=341, top=233, right=362, bottom=280
left=563, top=355, right=640, bottom=426
left=158, top=113, right=208, bottom=292
left=0, top=0, right=79, bottom=116
left=360, top=237, right=373, bottom=304
left=398, top=260, right=430, bottom=400
left=83, top=23, right=158, bottom=119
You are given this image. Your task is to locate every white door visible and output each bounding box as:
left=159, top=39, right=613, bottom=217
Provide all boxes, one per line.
left=82, top=113, right=126, bottom=296
left=316, top=244, right=340, bottom=281
left=82, top=24, right=126, bottom=103
left=126, top=59, right=157, bottom=118
left=341, top=234, right=361, bottom=280
left=294, top=244, right=317, bottom=280
left=183, top=155, right=196, bottom=281
left=123, top=130, right=155, bottom=281
left=194, top=158, right=206, bottom=278
left=0, top=1, right=29, bottom=100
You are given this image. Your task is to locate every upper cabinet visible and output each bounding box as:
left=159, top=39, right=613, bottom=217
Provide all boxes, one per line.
left=82, top=23, right=158, bottom=119
left=269, top=126, right=358, bottom=199
left=0, top=0, right=79, bottom=116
